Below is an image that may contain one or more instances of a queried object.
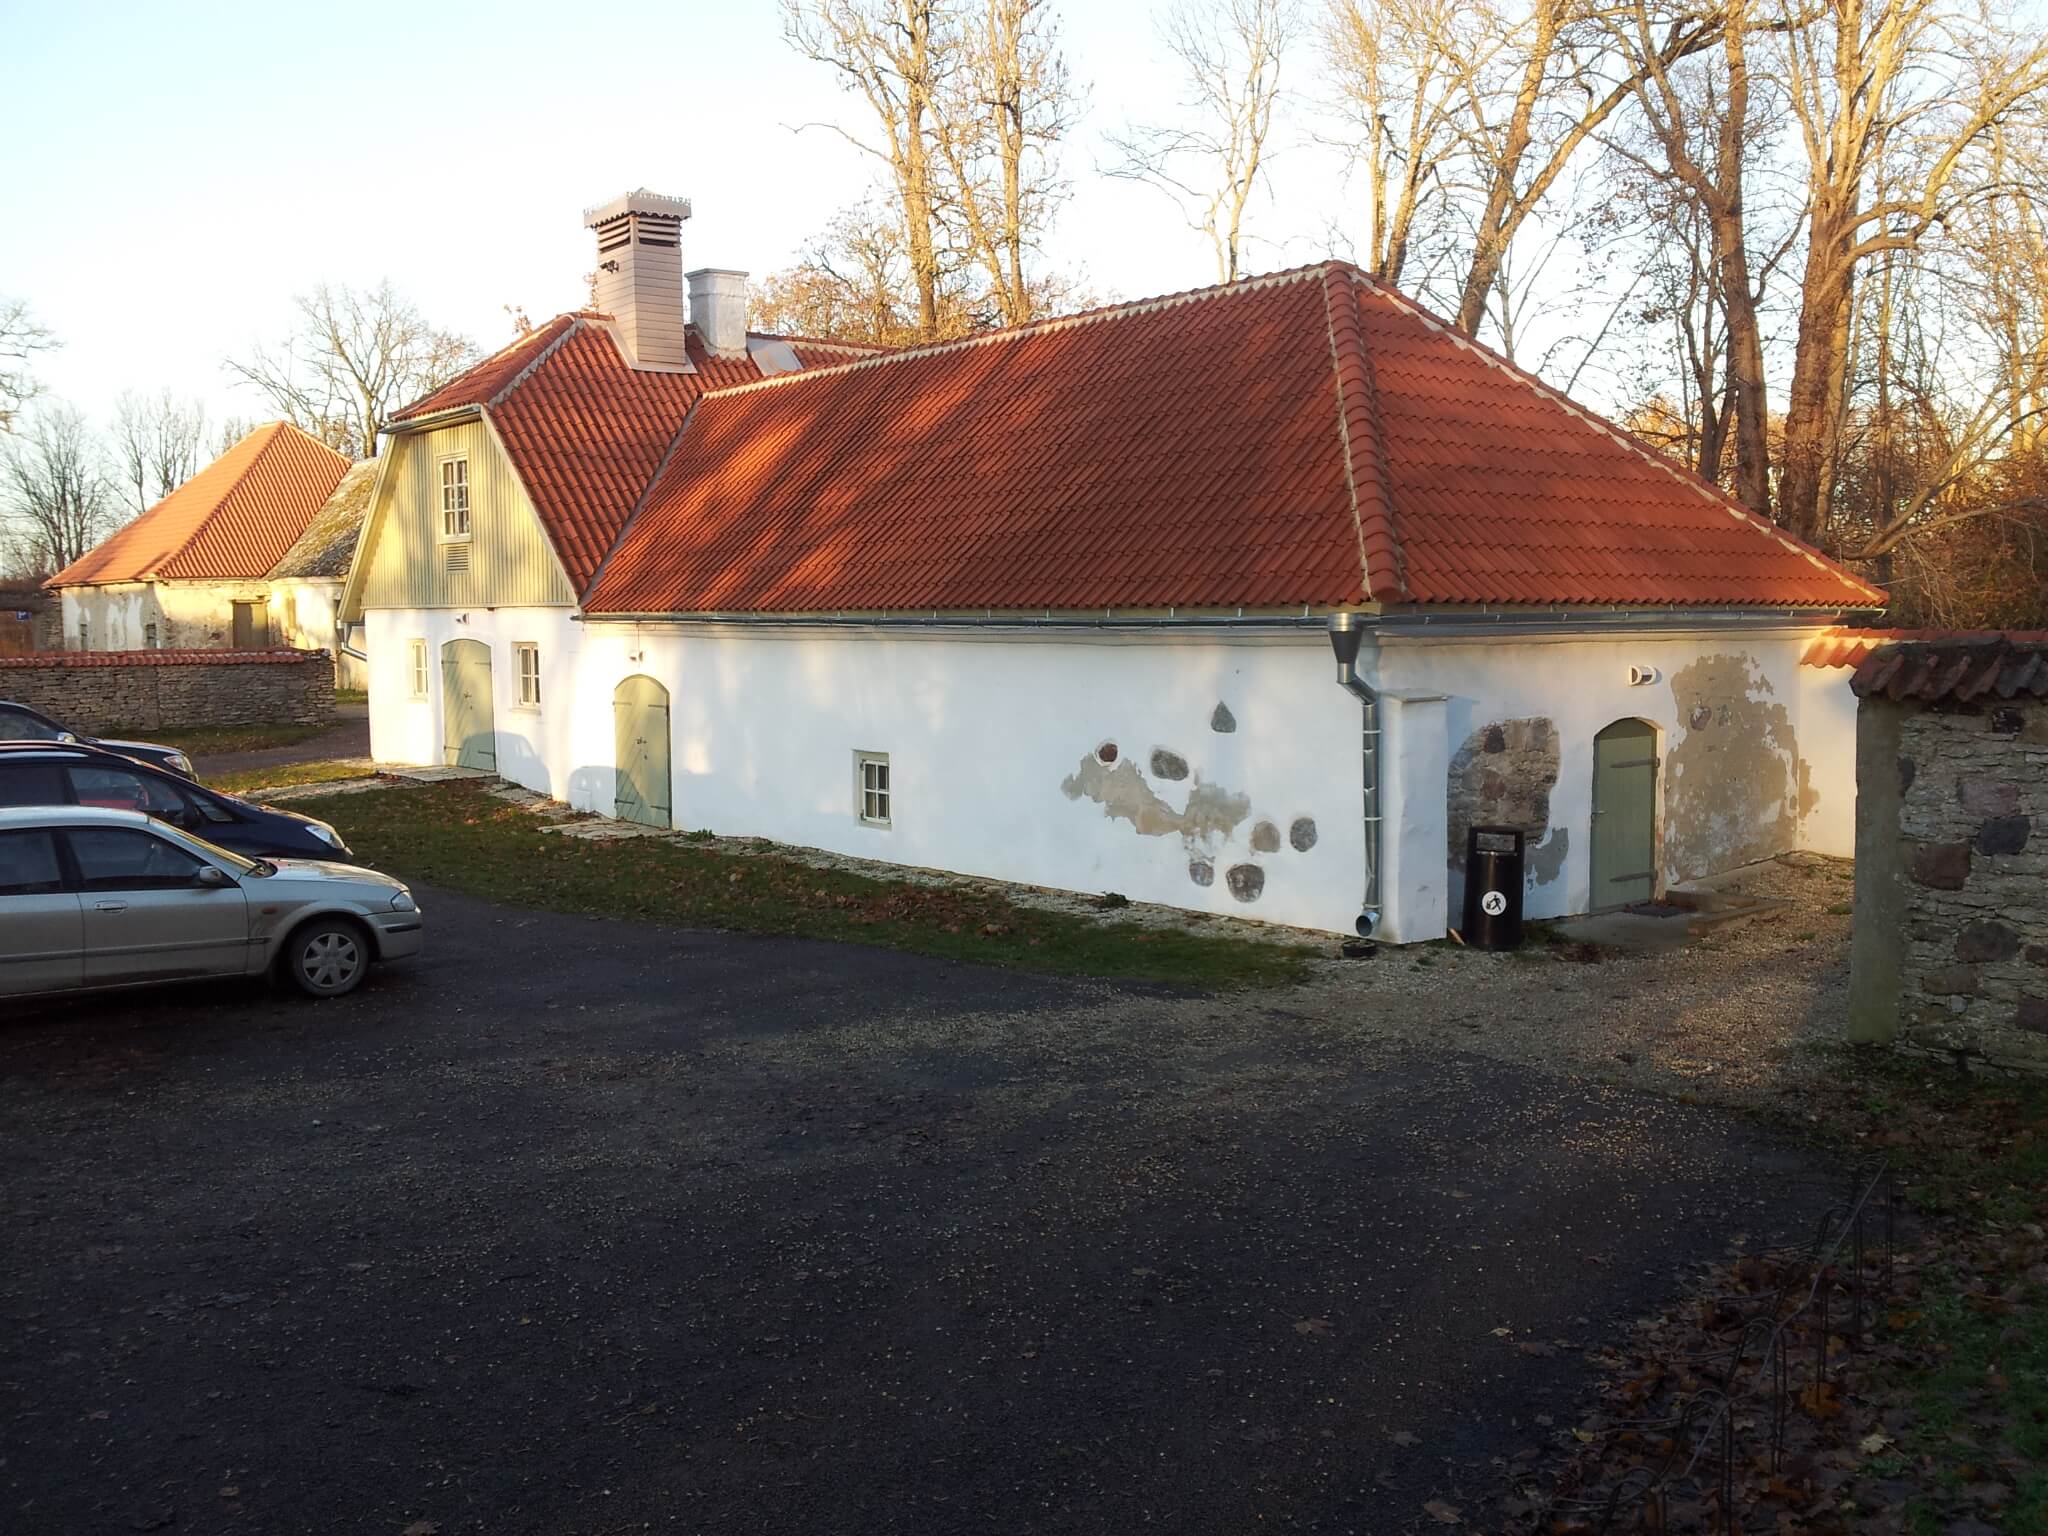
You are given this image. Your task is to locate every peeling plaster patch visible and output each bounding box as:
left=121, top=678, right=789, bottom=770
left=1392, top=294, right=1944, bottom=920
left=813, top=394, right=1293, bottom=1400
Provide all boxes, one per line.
left=1210, top=702, right=1237, bottom=733
left=1150, top=748, right=1189, bottom=781
left=1225, top=864, right=1266, bottom=901
left=1060, top=754, right=1252, bottom=847
left=1527, top=826, right=1570, bottom=886
left=1188, top=858, right=1214, bottom=887
left=1289, top=816, right=1318, bottom=852
left=1447, top=716, right=1560, bottom=875
left=1664, top=654, right=1807, bottom=881
left=1251, top=820, right=1281, bottom=853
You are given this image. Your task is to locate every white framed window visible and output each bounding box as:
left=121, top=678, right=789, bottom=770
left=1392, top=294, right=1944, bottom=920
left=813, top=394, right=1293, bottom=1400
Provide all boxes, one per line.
left=514, top=642, right=541, bottom=708
left=439, top=455, right=471, bottom=540
left=855, top=751, right=891, bottom=828
left=408, top=638, right=429, bottom=700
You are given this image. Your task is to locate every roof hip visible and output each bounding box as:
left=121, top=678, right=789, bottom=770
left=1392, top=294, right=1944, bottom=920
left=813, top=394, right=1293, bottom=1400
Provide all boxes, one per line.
left=1320, top=265, right=1405, bottom=602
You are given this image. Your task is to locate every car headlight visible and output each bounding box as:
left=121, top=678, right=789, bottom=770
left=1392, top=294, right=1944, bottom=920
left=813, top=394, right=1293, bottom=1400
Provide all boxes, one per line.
left=307, top=822, right=345, bottom=850
left=389, top=890, right=416, bottom=912
left=168, top=753, right=195, bottom=776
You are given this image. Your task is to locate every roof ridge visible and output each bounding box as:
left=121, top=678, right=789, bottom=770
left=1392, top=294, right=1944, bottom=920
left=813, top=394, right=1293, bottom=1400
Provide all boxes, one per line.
left=1320, top=266, right=1403, bottom=602
left=485, top=314, right=586, bottom=411
left=694, top=261, right=1347, bottom=402
left=1346, top=271, right=1887, bottom=607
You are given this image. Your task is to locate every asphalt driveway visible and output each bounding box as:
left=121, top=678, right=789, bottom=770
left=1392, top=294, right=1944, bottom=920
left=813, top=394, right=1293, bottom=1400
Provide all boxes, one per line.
left=0, top=889, right=1839, bottom=1534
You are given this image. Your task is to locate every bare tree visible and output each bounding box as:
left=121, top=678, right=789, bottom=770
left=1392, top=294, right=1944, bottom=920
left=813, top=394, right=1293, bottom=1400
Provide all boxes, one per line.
left=785, top=0, right=958, bottom=339
left=1, top=298, right=57, bottom=434
left=111, top=389, right=209, bottom=515
left=754, top=202, right=939, bottom=346
left=1771, top=0, right=2048, bottom=544
left=2, top=405, right=115, bottom=571
left=224, top=282, right=476, bottom=459
left=212, top=416, right=256, bottom=459
left=1108, top=0, right=1299, bottom=283
left=936, top=0, right=1079, bottom=323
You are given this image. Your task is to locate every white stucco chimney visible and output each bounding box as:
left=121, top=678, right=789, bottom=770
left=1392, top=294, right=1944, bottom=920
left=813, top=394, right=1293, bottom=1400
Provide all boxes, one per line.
left=583, top=189, right=693, bottom=372
left=687, top=268, right=750, bottom=359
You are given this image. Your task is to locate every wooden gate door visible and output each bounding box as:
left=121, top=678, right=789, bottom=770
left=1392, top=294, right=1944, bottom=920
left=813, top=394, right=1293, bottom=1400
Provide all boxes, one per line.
left=440, top=639, right=496, bottom=771
left=613, top=675, right=672, bottom=828
left=1591, top=719, right=1657, bottom=910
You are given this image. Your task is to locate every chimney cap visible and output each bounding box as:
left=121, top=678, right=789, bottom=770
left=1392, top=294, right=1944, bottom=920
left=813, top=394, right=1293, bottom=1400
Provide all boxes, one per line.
left=583, top=188, right=693, bottom=228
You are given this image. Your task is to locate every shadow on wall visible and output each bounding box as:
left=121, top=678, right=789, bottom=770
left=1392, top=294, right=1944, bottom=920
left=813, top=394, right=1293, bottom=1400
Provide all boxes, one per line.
left=567, top=765, right=621, bottom=819
left=494, top=732, right=554, bottom=799
left=1663, top=654, right=1814, bottom=882
left=1445, top=716, right=1569, bottom=915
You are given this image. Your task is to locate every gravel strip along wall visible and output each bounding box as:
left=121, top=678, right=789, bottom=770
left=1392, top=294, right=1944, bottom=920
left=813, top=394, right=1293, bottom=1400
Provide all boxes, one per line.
left=0, top=649, right=334, bottom=733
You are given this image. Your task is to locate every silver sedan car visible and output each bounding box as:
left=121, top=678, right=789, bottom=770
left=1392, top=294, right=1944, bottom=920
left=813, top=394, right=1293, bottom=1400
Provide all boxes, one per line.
left=0, top=805, right=423, bottom=1000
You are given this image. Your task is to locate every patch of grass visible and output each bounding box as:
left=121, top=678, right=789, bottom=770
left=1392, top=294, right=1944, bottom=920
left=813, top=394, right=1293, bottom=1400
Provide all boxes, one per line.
left=212, top=759, right=373, bottom=796
left=334, top=688, right=368, bottom=705
left=296, top=780, right=1315, bottom=989
left=1827, top=900, right=1854, bottom=915
left=115, top=721, right=329, bottom=757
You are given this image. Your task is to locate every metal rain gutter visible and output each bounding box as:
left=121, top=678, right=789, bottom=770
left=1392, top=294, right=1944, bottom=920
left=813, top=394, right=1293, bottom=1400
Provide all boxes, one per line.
left=1326, top=611, right=1382, bottom=939
left=573, top=610, right=1334, bottom=633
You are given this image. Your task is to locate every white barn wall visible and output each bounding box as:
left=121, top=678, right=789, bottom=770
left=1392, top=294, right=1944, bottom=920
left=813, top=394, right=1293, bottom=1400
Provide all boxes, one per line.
left=368, top=607, right=1374, bottom=934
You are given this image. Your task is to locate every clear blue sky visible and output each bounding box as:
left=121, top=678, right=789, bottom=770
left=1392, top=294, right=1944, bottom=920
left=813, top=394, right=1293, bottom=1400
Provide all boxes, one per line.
left=0, top=0, right=1360, bottom=430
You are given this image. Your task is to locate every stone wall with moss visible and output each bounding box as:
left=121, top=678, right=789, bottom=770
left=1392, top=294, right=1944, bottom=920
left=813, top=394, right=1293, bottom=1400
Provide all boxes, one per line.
left=1882, top=699, right=2048, bottom=1070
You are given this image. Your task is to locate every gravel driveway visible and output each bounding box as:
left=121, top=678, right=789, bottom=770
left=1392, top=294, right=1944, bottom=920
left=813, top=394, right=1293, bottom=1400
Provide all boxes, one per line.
left=0, top=886, right=1842, bottom=1534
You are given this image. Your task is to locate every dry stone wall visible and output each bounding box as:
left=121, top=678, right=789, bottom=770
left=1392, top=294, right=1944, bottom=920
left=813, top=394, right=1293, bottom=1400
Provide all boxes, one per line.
left=1892, top=700, right=2048, bottom=1070
left=0, top=649, right=334, bottom=734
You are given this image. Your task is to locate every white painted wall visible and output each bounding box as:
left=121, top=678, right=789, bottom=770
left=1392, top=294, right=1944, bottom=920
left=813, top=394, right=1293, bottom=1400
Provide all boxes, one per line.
left=1378, top=627, right=1859, bottom=923
left=363, top=608, right=1860, bottom=939
left=367, top=607, right=1375, bottom=934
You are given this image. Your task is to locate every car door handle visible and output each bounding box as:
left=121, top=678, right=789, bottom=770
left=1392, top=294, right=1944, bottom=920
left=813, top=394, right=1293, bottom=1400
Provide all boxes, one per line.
left=94, top=900, right=129, bottom=913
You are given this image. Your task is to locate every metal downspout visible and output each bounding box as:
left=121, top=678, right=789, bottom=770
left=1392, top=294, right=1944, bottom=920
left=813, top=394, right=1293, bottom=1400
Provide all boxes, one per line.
left=1327, top=613, right=1381, bottom=938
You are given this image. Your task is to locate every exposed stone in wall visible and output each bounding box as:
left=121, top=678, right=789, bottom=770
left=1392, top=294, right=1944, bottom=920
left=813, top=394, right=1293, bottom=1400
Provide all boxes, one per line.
left=1210, top=702, right=1236, bottom=733
left=0, top=651, right=334, bottom=734
left=1445, top=716, right=1560, bottom=883
left=1663, top=654, right=1812, bottom=882
left=1150, top=748, right=1189, bottom=781
left=1886, top=700, right=2048, bottom=1071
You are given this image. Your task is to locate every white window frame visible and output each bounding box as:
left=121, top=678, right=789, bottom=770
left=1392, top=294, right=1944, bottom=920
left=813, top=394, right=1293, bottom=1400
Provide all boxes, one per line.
left=513, top=642, right=541, bottom=709
left=855, top=751, right=891, bottom=829
left=438, top=454, right=471, bottom=542
left=408, top=638, right=430, bottom=700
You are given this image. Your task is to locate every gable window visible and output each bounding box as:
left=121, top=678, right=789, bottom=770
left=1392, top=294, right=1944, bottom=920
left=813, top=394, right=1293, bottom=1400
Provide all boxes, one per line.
left=439, top=456, right=471, bottom=541
left=514, top=642, right=541, bottom=708
left=408, top=639, right=429, bottom=700
left=855, top=751, right=891, bottom=828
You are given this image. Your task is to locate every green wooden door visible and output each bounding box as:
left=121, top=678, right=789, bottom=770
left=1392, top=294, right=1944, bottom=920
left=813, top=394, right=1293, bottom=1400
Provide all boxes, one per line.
left=613, top=675, right=671, bottom=828
left=440, top=639, right=496, bottom=771
left=1591, top=719, right=1657, bottom=911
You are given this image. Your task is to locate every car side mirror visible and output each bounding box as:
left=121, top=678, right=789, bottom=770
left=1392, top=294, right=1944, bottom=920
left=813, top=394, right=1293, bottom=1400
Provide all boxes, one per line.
left=56, top=730, right=79, bottom=744
left=193, top=865, right=231, bottom=889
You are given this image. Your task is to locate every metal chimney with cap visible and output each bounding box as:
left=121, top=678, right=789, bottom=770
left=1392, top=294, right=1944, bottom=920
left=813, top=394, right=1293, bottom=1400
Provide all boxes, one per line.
left=687, top=268, right=750, bottom=359
left=583, top=189, right=693, bottom=372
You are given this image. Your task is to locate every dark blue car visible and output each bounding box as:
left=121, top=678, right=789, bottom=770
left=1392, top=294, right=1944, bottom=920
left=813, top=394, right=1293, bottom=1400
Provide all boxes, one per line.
left=0, top=699, right=198, bottom=778
left=0, top=742, right=354, bottom=863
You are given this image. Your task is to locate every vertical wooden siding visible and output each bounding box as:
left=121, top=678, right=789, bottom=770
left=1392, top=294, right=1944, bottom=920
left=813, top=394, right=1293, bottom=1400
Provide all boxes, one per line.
left=358, top=421, right=577, bottom=610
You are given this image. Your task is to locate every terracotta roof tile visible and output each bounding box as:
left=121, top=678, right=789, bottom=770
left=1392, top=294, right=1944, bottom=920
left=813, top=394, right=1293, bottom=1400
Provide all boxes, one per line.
left=0, top=648, right=321, bottom=669
left=1803, top=627, right=2048, bottom=669
left=50, top=424, right=350, bottom=587
left=1851, top=637, right=2048, bottom=702
left=583, top=264, right=1883, bottom=616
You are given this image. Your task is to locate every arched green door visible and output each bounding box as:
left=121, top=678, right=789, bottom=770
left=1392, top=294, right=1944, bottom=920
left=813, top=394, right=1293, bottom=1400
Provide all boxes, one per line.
left=1591, top=719, right=1657, bottom=910
left=613, top=675, right=672, bottom=828
left=440, top=639, right=496, bottom=771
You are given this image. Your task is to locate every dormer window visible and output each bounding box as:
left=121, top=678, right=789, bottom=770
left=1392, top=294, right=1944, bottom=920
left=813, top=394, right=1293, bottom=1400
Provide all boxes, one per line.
left=439, top=456, right=471, bottom=541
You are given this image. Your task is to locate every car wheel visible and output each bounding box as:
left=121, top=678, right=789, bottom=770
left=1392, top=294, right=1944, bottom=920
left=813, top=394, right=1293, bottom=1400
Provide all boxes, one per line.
left=283, top=918, right=370, bottom=998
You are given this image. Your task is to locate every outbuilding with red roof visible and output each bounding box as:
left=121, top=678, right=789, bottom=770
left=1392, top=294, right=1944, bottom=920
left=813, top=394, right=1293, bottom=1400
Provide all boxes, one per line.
left=342, top=194, right=1884, bottom=941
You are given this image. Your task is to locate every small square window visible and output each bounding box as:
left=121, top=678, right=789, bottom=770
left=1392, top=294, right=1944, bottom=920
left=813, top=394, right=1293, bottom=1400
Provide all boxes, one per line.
left=855, top=751, right=890, bottom=828
left=408, top=639, right=429, bottom=700
left=439, top=456, right=471, bottom=540
left=514, top=642, right=541, bottom=708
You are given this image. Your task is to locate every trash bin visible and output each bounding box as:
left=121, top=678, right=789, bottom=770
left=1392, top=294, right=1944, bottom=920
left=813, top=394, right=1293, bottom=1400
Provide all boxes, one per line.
left=1461, top=825, right=1525, bottom=950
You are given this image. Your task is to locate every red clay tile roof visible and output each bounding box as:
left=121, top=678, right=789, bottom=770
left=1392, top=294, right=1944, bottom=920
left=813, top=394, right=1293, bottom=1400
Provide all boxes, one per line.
left=49, top=423, right=351, bottom=588
left=0, top=648, right=322, bottom=669
left=583, top=264, right=1884, bottom=616
left=1804, top=628, right=2048, bottom=669
left=386, top=315, right=884, bottom=589
left=1851, top=637, right=2048, bottom=702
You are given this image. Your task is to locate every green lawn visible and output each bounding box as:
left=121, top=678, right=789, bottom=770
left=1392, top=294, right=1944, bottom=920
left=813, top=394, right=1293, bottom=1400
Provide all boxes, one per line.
left=213, top=758, right=374, bottom=796
left=294, top=779, right=1317, bottom=988
left=111, top=721, right=329, bottom=757
left=334, top=688, right=368, bottom=705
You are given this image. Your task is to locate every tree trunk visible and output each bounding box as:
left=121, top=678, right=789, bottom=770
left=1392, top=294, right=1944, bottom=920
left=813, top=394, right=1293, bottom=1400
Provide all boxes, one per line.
left=1713, top=14, right=1770, bottom=518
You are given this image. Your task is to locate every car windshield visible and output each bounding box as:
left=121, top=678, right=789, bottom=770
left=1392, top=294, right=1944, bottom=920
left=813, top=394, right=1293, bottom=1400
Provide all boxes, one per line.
left=149, top=816, right=267, bottom=877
